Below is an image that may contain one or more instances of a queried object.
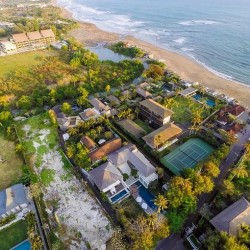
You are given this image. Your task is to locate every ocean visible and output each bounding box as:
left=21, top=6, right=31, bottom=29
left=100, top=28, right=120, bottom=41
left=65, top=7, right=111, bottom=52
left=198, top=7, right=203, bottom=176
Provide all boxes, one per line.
left=57, top=0, right=250, bottom=85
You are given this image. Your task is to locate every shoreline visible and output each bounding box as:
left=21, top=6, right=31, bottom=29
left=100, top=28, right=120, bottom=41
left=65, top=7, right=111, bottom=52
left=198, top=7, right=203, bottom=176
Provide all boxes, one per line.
left=52, top=0, right=250, bottom=108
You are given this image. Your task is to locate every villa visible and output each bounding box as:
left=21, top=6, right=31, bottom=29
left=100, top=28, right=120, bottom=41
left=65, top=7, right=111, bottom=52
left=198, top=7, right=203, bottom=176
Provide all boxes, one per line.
left=80, top=136, right=97, bottom=152
left=107, top=95, right=121, bottom=106
left=0, top=184, right=28, bottom=218
left=89, top=98, right=111, bottom=117
left=142, top=122, right=183, bottom=151
left=89, top=144, right=158, bottom=205
left=210, top=197, right=250, bottom=235
left=79, top=108, right=100, bottom=121
left=139, top=99, right=174, bottom=128
left=136, top=87, right=152, bottom=99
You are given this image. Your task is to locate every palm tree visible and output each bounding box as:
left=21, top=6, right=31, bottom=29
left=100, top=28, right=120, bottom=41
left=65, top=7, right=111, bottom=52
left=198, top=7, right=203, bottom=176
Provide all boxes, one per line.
left=68, top=127, right=78, bottom=136
left=147, top=213, right=158, bottom=229
left=154, top=194, right=168, bottom=213
left=230, top=164, right=249, bottom=181
left=96, top=126, right=103, bottom=135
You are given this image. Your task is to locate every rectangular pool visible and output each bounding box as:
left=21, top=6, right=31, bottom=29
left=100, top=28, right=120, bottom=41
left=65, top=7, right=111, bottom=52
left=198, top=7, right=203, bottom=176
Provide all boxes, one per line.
left=134, top=181, right=157, bottom=211
left=110, top=189, right=129, bottom=203
left=11, top=239, right=31, bottom=250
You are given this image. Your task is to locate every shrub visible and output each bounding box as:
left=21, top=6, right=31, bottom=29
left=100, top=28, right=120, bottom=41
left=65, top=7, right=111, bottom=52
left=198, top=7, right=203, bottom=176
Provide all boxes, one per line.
left=131, top=169, right=138, bottom=177
left=123, top=173, right=129, bottom=181
left=0, top=214, right=16, bottom=227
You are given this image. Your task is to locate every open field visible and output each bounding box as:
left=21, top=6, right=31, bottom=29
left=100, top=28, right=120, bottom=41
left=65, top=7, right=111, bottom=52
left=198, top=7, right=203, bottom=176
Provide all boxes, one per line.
left=0, top=220, right=28, bottom=250
left=0, top=49, right=63, bottom=77
left=0, top=133, right=23, bottom=190
left=16, top=112, right=112, bottom=249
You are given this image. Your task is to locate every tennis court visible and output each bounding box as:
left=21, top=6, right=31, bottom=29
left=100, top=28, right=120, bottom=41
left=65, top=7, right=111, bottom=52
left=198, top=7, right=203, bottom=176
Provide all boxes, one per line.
left=160, top=138, right=213, bottom=175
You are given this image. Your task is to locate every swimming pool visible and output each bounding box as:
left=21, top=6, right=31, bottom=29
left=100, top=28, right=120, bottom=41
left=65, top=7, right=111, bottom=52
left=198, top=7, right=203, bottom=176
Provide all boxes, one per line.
left=134, top=181, right=157, bottom=211
left=11, top=239, right=31, bottom=250
left=110, top=189, right=129, bottom=203
left=193, top=94, right=215, bottom=107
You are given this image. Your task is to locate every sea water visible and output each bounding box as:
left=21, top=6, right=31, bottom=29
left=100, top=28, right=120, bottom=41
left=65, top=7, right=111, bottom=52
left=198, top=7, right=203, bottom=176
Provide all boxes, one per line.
left=57, top=0, right=250, bottom=85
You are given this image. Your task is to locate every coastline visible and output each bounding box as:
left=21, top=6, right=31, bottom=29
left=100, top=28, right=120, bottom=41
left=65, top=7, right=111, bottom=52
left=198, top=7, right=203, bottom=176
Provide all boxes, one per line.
left=52, top=0, right=250, bottom=108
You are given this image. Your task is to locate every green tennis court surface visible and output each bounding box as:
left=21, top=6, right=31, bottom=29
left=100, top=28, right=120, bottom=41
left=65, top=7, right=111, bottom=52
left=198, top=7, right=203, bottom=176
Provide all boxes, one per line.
left=160, top=138, right=213, bottom=175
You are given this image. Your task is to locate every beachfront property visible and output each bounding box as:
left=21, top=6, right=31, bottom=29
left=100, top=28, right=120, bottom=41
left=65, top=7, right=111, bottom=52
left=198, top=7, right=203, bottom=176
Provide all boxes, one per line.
left=210, top=197, right=250, bottom=235
left=139, top=99, right=174, bottom=128
left=89, top=144, right=158, bottom=206
left=142, top=122, right=183, bottom=151
left=179, top=87, right=197, bottom=97
left=0, top=29, right=55, bottom=55
left=0, top=184, right=29, bottom=218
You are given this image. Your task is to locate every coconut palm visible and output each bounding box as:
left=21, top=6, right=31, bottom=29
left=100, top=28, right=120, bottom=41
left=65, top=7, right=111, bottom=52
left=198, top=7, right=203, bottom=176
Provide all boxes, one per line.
left=230, top=164, right=249, bottom=181
left=154, top=194, right=168, bottom=213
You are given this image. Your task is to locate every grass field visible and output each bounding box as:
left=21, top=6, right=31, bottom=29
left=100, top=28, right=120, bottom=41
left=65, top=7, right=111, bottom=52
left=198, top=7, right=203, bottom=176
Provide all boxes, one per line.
left=0, top=133, right=23, bottom=190
left=167, top=96, right=210, bottom=125
left=0, top=49, right=62, bottom=77
left=0, top=220, right=28, bottom=250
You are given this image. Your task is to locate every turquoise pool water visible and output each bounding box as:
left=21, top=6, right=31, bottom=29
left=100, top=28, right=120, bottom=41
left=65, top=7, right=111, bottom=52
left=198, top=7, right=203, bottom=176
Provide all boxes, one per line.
left=11, top=240, right=31, bottom=250
left=110, top=189, right=128, bottom=203
left=193, top=94, right=215, bottom=107
left=134, top=181, right=157, bottom=211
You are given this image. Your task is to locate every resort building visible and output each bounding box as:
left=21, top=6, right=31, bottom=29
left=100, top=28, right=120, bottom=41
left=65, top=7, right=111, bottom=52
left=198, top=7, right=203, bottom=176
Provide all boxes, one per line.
left=108, top=145, right=158, bottom=189
left=139, top=99, right=174, bottom=128
left=79, top=108, right=100, bottom=121
left=89, top=98, right=111, bottom=117
left=136, top=87, right=152, bottom=99
left=210, top=197, right=250, bottom=235
left=80, top=136, right=97, bottom=152
left=142, top=123, right=183, bottom=151
left=0, top=29, right=55, bottom=55
left=0, top=184, right=28, bottom=217
left=0, top=41, right=17, bottom=54
left=107, top=95, right=121, bottom=106
left=89, top=144, right=158, bottom=205
left=89, top=138, right=122, bottom=163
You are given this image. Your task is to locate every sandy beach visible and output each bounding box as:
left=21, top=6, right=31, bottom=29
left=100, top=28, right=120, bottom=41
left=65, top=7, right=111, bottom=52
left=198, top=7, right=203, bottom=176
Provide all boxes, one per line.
left=52, top=0, right=250, bottom=108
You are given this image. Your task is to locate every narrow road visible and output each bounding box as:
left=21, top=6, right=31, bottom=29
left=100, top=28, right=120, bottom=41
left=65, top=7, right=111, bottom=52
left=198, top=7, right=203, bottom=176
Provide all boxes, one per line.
left=156, top=122, right=250, bottom=250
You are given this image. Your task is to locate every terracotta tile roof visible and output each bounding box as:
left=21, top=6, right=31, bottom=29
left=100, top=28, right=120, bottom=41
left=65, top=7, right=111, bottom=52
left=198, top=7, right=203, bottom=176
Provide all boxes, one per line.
left=142, top=123, right=182, bottom=148
left=12, top=33, right=29, bottom=43
left=79, top=108, right=100, bottom=120
left=140, top=99, right=174, bottom=118
left=26, top=31, right=42, bottom=40
left=80, top=136, right=96, bottom=150
left=89, top=138, right=122, bottom=162
left=40, top=29, right=55, bottom=38
left=210, top=197, right=250, bottom=235
left=228, top=123, right=242, bottom=134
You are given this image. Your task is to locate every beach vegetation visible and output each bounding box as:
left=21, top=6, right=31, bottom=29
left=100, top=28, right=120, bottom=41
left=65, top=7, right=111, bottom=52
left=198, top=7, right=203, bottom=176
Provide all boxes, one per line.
left=109, top=41, right=145, bottom=58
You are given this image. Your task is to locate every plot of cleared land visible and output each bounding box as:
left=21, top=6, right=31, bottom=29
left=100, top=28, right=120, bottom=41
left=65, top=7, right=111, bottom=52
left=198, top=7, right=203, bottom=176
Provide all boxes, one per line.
left=0, top=220, right=28, bottom=250
left=161, top=138, right=213, bottom=175
left=16, top=113, right=112, bottom=249
left=118, top=119, right=146, bottom=138
left=0, top=49, right=61, bottom=77
left=0, top=133, right=23, bottom=190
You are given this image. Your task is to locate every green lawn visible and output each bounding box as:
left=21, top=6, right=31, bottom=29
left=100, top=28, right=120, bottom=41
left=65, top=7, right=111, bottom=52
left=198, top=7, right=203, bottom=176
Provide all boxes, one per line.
left=0, top=133, right=23, bottom=190
left=134, top=119, right=154, bottom=134
left=0, top=49, right=61, bottom=77
left=166, top=96, right=210, bottom=125
left=0, top=220, right=28, bottom=250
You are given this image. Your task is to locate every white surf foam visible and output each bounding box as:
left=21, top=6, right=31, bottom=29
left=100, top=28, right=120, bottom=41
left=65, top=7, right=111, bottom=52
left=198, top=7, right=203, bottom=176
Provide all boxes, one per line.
left=179, top=20, right=218, bottom=26
left=181, top=47, right=194, bottom=52
left=173, top=37, right=186, bottom=44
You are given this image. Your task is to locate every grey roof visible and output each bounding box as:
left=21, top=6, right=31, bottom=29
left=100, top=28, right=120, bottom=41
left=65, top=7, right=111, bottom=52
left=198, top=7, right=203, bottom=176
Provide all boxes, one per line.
left=0, top=184, right=28, bottom=216
left=108, top=145, right=156, bottom=177
left=107, top=95, right=121, bottom=105
left=89, top=162, right=122, bottom=191
left=89, top=98, right=110, bottom=111
left=210, top=197, right=250, bottom=235
left=136, top=87, right=152, bottom=98
left=179, top=87, right=197, bottom=96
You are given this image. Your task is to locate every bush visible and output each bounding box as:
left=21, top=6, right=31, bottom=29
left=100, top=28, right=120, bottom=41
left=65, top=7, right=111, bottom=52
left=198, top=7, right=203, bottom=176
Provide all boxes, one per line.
left=131, top=169, right=138, bottom=177
left=123, top=173, right=129, bottom=181
left=0, top=214, right=16, bottom=227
